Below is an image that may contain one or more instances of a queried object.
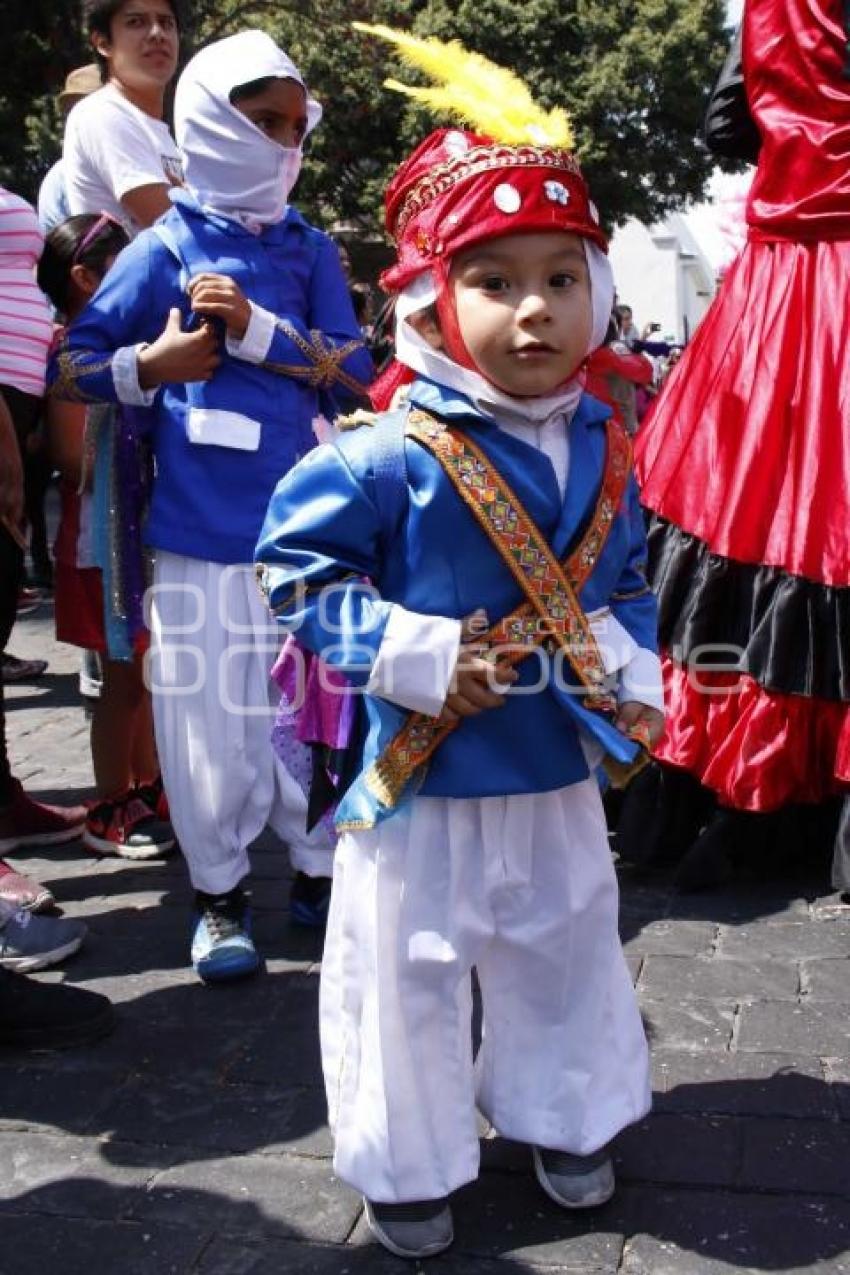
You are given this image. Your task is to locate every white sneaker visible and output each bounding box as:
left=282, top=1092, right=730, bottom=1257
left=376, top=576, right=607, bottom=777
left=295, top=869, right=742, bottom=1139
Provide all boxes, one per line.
left=532, top=1144, right=615, bottom=1209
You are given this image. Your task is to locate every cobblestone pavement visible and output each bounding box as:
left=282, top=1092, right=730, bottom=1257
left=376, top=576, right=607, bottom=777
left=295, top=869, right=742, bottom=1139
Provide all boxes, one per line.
left=2, top=599, right=849, bottom=1275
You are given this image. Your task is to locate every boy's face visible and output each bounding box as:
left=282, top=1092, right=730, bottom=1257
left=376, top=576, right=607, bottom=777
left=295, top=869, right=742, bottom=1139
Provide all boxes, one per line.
left=233, top=79, right=309, bottom=149
left=422, top=231, right=593, bottom=399
left=94, top=1, right=179, bottom=91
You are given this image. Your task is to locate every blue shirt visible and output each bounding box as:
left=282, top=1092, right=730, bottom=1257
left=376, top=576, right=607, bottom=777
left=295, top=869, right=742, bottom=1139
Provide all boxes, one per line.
left=256, top=380, right=659, bottom=825
left=48, top=191, right=373, bottom=563
left=37, top=160, right=70, bottom=234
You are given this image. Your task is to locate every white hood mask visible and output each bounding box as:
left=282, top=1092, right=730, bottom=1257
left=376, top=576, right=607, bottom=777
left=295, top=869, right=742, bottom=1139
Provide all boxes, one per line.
left=174, top=30, right=322, bottom=229
left=395, top=241, right=615, bottom=427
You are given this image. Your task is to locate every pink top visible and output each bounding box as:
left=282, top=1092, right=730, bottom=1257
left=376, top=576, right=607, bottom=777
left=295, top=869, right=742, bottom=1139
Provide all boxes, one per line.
left=0, top=188, right=53, bottom=397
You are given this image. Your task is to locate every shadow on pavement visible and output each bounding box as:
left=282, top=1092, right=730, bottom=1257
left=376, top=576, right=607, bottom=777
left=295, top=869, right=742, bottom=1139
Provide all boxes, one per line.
left=617, top=851, right=843, bottom=947
left=4, top=669, right=87, bottom=713
left=3, top=1080, right=850, bottom=1275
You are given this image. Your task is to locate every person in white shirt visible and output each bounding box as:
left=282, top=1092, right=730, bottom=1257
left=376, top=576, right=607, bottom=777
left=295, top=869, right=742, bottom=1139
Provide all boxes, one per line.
left=60, top=1, right=183, bottom=822
left=64, top=0, right=183, bottom=236
left=38, top=64, right=102, bottom=234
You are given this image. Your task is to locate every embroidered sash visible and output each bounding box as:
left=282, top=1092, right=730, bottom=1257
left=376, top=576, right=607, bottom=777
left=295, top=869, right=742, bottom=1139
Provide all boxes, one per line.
left=362, top=407, right=637, bottom=813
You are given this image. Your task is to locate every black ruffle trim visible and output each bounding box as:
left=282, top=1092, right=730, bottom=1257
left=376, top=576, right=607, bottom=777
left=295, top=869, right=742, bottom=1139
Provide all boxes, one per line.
left=648, top=517, right=850, bottom=702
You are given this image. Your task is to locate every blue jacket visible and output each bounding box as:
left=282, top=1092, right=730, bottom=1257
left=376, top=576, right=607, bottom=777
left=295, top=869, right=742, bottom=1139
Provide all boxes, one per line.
left=48, top=191, right=373, bottom=563
left=255, top=379, right=659, bottom=826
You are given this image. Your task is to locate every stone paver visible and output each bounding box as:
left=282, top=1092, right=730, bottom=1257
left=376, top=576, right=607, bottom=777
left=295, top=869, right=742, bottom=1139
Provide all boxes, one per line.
left=736, top=1000, right=850, bottom=1056
left=2, top=594, right=850, bottom=1273
left=620, top=1188, right=850, bottom=1274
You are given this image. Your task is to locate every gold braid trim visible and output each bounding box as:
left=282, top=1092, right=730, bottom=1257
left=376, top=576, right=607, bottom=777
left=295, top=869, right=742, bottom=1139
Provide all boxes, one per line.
left=51, top=345, right=114, bottom=404
left=406, top=408, right=611, bottom=693
left=264, top=321, right=368, bottom=395
left=364, top=409, right=638, bottom=811
left=393, top=144, right=582, bottom=237
left=265, top=570, right=361, bottom=619
left=336, top=409, right=378, bottom=432
left=254, top=562, right=272, bottom=605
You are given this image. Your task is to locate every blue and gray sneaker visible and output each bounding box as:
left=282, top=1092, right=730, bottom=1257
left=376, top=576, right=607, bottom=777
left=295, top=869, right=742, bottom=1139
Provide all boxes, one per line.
left=191, top=887, right=260, bottom=983
left=289, top=872, right=332, bottom=928
left=0, top=901, right=87, bottom=972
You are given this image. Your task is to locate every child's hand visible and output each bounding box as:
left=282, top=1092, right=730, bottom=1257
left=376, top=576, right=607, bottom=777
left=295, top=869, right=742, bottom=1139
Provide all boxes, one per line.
left=439, top=647, right=518, bottom=725
left=138, top=308, right=220, bottom=389
left=187, top=273, right=252, bottom=340
left=615, top=700, right=665, bottom=749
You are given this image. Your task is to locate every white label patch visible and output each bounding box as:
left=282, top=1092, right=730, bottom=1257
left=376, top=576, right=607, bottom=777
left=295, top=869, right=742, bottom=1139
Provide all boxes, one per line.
left=186, top=408, right=261, bottom=452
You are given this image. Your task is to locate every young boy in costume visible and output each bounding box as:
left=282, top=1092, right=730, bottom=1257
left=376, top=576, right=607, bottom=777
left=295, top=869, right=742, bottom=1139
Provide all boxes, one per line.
left=49, top=30, right=372, bottom=982
left=255, top=27, right=664, bottom=1260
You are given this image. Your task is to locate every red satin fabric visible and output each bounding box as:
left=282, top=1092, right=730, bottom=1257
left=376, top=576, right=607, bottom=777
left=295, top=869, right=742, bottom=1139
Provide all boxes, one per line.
left=745, top=0, right=850, bottom=241
left=637, top=0, right=850, bottom=586
left=655, top=657, right=849, bottom=810
left=636, top=236, right=850, bottom=586
left=370, top=358, right=415, bottom=412
left=837, top=715, right=850, bottom=783
left=639, top=2, right=850, bottom=810
left=433, top=257, right=478, bottom=374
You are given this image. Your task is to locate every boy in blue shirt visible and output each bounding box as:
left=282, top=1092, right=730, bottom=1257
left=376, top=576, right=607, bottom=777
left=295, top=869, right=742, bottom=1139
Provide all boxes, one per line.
left=49, top=30, right=372, bottom=982
left=255, top=29, right=664, bottom=1261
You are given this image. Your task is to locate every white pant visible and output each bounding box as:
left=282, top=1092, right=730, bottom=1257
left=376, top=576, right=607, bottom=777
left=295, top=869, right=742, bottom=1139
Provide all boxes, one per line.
left=321, top=778, right=650, bottom=1203
left=147, top=552, right=334, bottom=895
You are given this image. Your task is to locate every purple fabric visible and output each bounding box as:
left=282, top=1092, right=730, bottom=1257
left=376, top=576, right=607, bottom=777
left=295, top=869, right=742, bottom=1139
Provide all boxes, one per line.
left=270, top=637, right=356, bottom=834
left=115, top=411, right=147, bottom=642
left=271, top=637, right=356, bottom=750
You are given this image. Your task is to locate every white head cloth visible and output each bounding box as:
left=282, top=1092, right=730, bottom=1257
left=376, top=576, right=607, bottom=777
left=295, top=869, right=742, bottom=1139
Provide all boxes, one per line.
left=174, top=29, right=322, bottom=228
left=394, top=241, right=614, bottom=426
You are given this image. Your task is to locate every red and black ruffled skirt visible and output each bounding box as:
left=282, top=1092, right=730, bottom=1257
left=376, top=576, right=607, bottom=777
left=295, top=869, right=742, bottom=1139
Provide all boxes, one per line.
left=636, top=235, right=850, bottom=810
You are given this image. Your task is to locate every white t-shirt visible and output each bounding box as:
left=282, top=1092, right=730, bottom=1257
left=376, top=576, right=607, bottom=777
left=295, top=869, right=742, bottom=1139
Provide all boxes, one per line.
left=63, top=83, right=183, bottom=236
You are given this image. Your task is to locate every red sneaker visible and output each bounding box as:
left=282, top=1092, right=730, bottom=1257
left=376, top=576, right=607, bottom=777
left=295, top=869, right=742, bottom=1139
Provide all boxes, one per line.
left=135, top=774, right=171, bottom=823
left=0, top=861, right=54, bottom=913
left=83, top=792, right=174, bottom=860
left=0, top=781, right=87, bottom=854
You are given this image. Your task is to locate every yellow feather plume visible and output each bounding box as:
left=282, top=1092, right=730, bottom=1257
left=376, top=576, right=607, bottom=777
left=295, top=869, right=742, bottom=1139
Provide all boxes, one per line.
left=352, top=22, right=574, bottom=151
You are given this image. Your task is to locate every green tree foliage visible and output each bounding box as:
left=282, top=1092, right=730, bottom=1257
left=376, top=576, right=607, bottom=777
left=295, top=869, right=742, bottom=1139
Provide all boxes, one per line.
left=0, top=0, right=85, bottom=198
left=415, top=0, right=729, bottom=228
left=2, top=0, right=728, bottom=234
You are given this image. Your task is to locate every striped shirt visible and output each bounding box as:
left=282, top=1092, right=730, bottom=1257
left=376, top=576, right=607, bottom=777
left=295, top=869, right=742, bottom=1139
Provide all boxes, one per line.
left=0, top=188, right=53, bottom=397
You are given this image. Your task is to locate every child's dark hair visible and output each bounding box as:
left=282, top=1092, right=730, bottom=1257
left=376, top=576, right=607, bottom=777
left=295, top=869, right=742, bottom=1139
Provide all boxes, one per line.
left=83, top=0, right=184, bottom=80
left=229, top=76, right=279, bottom=106
left=38, top=214, right=129, bottom=315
